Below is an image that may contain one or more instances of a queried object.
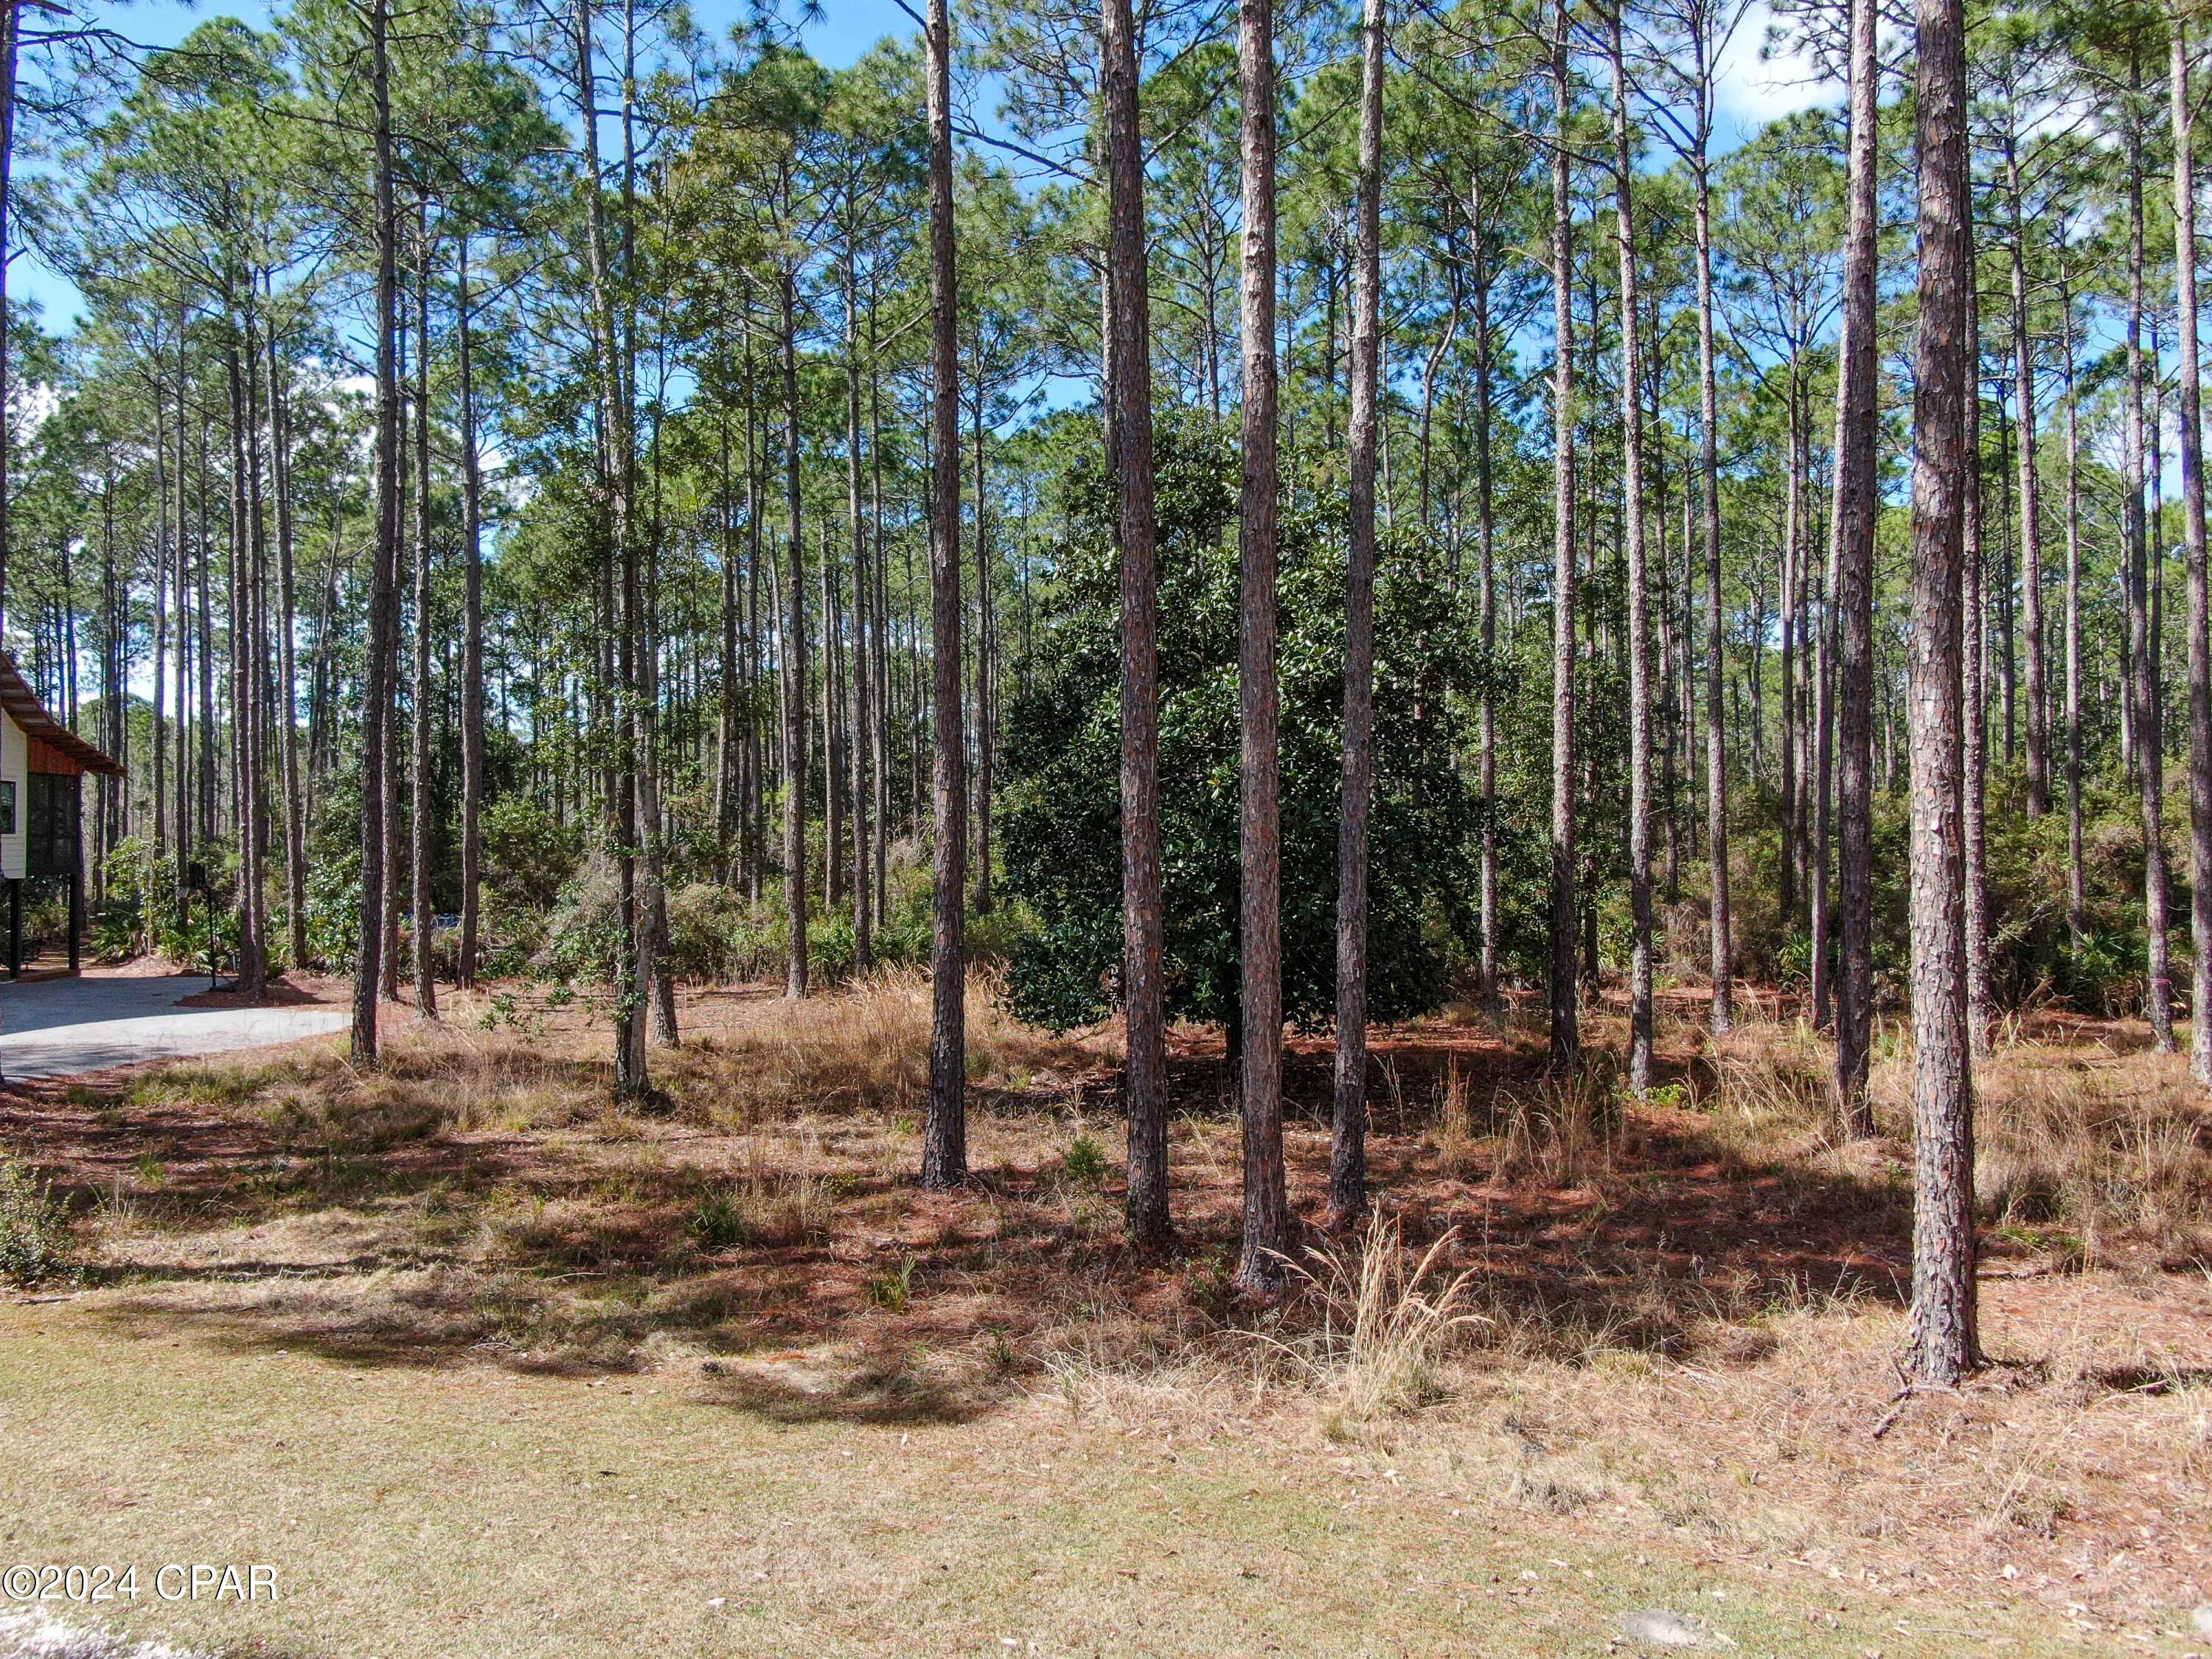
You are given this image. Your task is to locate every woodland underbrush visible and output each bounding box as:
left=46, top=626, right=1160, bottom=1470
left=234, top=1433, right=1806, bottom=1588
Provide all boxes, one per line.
left=9, top=982, right=2210, bottom=1621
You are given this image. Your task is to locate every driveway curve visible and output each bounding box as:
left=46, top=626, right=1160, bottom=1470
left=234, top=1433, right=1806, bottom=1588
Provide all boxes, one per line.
left=0, top=975, right=347, bottom=1082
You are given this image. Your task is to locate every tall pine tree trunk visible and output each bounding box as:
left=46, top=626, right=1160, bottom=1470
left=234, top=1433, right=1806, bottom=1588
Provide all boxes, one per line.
left=1963, top=273, right=1990, bottom=1054
left=2062, top=275, right=2087, bottom=933
left=1330, top=0, right=1385, bottom=1219
left=1905, top=0, right=1979, bottom=1386
left=353, top=0, right=400, bottom=1061
left=1834, top=0, right=1880, bottom=1137
left=268, top=322, right=307, bottom=971
left=1694, top=21, right=1731, bottom=1034
left=458, top=235, right=485, bottom=989
left=1548, top=2, right=1580, bottom=1072
left=781, top=260, right=810, bottom=1001
left=2009, top=125, right=2050, bottom=818
left=412, top=204, right=438, bottom=1019
left=920, top=0, right=967, bottom=1187
left=1102, top=0, right=1166, bottom=1242
left=1233, top=0, right=1288, bottom=1298
left=2174, top=18, right=2212, bottom=1085
left=846, top=254, right=874, bottom=973
left=1612, top=3, right=1654, bottom=1093
left=2128, top=56, right=2177, bottom=1051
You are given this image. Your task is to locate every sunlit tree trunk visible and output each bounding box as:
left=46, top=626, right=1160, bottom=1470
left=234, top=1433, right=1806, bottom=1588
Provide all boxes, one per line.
left=2127, top=56, right=2177, bottom=1051
left=2008, top=123, right=2049, bottom=819
left=1102, top=0, right=1166, bottom=1243
left=781, top=259, right=810, bottom=1003
left=267, top=314, right=307, bottom=972
left=920, top=0, right=967, bottom=1188
left=1833, top=0, right=1879, bottom=1137
left=2062, top=274, right=2087, bottom=934
left=1475, top=219, right=1500, bottom=1015
left=1962, top=273, right=1989, bottom=1056
left=353, top=0, right=400, bottom=1063
left=458, top=235, right=485, bottom=988
left=1548, top=3, right=1580, bottom=1072
left=1331, top=0, right=1385, bottom=1218
left=2174, top=19, right=2212, bottom=1086
left=1693, top=16, right=1731, bottom=1034
left=1611, top=3, right=1654, bottom=1093
left=1234, top=0, right=1288, bottom=1296
left=846, top=251, right=874, bottom=973
left=1905, top=0, right=1979, bottom=1386
left=412, top=203, right=438, bottom=1020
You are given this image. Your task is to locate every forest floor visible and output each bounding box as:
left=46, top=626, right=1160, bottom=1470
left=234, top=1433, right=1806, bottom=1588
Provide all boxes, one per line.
left=0, top=973, right=2207, bottom=1657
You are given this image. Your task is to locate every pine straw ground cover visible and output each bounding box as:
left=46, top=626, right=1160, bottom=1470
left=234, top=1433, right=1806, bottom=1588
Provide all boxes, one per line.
left=0, top=972, right=2206, bottom=1655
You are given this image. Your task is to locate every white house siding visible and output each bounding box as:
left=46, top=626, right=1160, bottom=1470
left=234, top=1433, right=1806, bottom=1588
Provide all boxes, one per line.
left=0, top=709, right=22, bottom=882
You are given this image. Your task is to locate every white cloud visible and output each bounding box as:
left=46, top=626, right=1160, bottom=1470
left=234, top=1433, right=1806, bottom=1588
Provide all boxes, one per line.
left=1712, top=0, right=1837, bottom=132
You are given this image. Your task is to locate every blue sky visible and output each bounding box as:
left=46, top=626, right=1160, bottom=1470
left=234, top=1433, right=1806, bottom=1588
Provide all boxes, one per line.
left=20, top=0, right=1833, bottom=330
left=14, top=0, right=924, bottom=324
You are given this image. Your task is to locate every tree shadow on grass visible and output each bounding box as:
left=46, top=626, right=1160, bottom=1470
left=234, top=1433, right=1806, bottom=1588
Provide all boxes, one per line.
left=18, top=1003, right=2119, bottom=1425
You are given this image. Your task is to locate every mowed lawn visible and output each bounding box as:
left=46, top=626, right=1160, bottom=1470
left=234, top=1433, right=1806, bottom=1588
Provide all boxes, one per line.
left=0, top=1298, right=2131, bottom=1659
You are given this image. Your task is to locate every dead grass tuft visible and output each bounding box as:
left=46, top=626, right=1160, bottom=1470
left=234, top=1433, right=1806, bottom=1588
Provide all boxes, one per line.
left=689, top=1135, right=843, bottom=1251
left=667, top=969, right=1094, bottom=1125
left=1964, top=1042, right=2210, bottom=1259
left=131, top=1030, right=606, bottom=1152
left=1276, top=1209, right=1486, bottom=1424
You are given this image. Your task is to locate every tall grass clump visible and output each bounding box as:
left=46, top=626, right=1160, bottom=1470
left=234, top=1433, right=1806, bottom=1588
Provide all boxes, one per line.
left=1974, top=1047, right=2211, bottom=1256
left=689, top=1135, right=839, bottom=1250
left=1281, top=1209, right=1485, bottom=1420
left=676, top=969, right=1078, bottom=1124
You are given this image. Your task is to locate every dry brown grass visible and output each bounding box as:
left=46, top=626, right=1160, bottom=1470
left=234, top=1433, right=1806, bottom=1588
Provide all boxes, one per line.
left=1422, top=1051, right=1627, bottom=1191
left=1969, top=1039, right=2211, bottom=1262
left=125, top=1024, right=609, bottom=1150
left=665, top=968, right=1105, bottom=1125
left=8, top=982, right=2211, bottom=1644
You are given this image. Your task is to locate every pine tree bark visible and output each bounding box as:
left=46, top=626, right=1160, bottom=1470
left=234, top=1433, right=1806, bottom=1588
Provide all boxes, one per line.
left=151, top=367, right=169, bottom=869
left=1611, top=4, right=1655, bottom=1093
left=1102, top=0, right=1166, bottom=1243
left=1693, top=18, right=1731, bottom=1034
left=268, top=323, right=307, bottom=971
left=458, top=235, right=485, bottom=989
left=1548, top=3, right=1580, bottom=1072
left=781, top=260, right=810, bottom=1002
left=1330, top=0, right=1385, bottom=1220
left=1833, top=0, right=1880, bottom=1137
left=920, top=0, right=967, bottom=1188
left=1905, top=0, right=1979, bottom=1385
left=1475, top=219, right=1500, bottom=1016
left=846, top=251, right=874, bottom=974
left=1233, top=0, right=1288, bottom=1298
left=2008, top=123, right=2049, bottom=818
left=0, top=0, right=18, bottom=636
left=412, top=203, right=439, bottom=1020
left=1963, top=272, right=1989, bottom=1056
left=352, top=0, right=400, bottom=1063
left=2062, top=274, right=2087, bottom=934
left=2174, top=19, right=2212, bottom=1086
left=2127, top=58, right=2177, bottom=1052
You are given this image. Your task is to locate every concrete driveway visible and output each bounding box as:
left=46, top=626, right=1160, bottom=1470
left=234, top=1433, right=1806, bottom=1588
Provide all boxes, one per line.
left=0, top=975, right=348, bottom=1082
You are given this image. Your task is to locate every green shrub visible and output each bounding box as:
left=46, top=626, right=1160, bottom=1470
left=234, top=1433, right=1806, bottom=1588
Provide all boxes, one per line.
left=1061, top=1132, right=1108, bottom=1187
left=0, top=1156, right=73, bottom=1284
left=689, top=1191, right=746, bottom=1252
left=865, top=1256, right=917, bottom=1312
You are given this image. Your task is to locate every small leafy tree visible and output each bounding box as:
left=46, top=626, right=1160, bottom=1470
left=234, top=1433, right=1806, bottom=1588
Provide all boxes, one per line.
left=1001, top=416, right=1482, bottom=1038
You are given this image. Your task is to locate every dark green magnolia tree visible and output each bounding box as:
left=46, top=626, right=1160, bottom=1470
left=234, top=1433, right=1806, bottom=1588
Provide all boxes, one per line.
left=1001, top=415, right=1482, bottom=1039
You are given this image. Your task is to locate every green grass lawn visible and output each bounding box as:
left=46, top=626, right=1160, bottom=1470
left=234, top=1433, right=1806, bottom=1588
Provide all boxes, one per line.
left=0, top=1297, right=2138, bottom=1659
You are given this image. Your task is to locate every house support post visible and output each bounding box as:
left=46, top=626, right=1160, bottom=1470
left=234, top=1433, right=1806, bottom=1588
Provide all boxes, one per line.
left=8, top=879, right=20, bottom=979
left=68, top=871, right=81, bottom=973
